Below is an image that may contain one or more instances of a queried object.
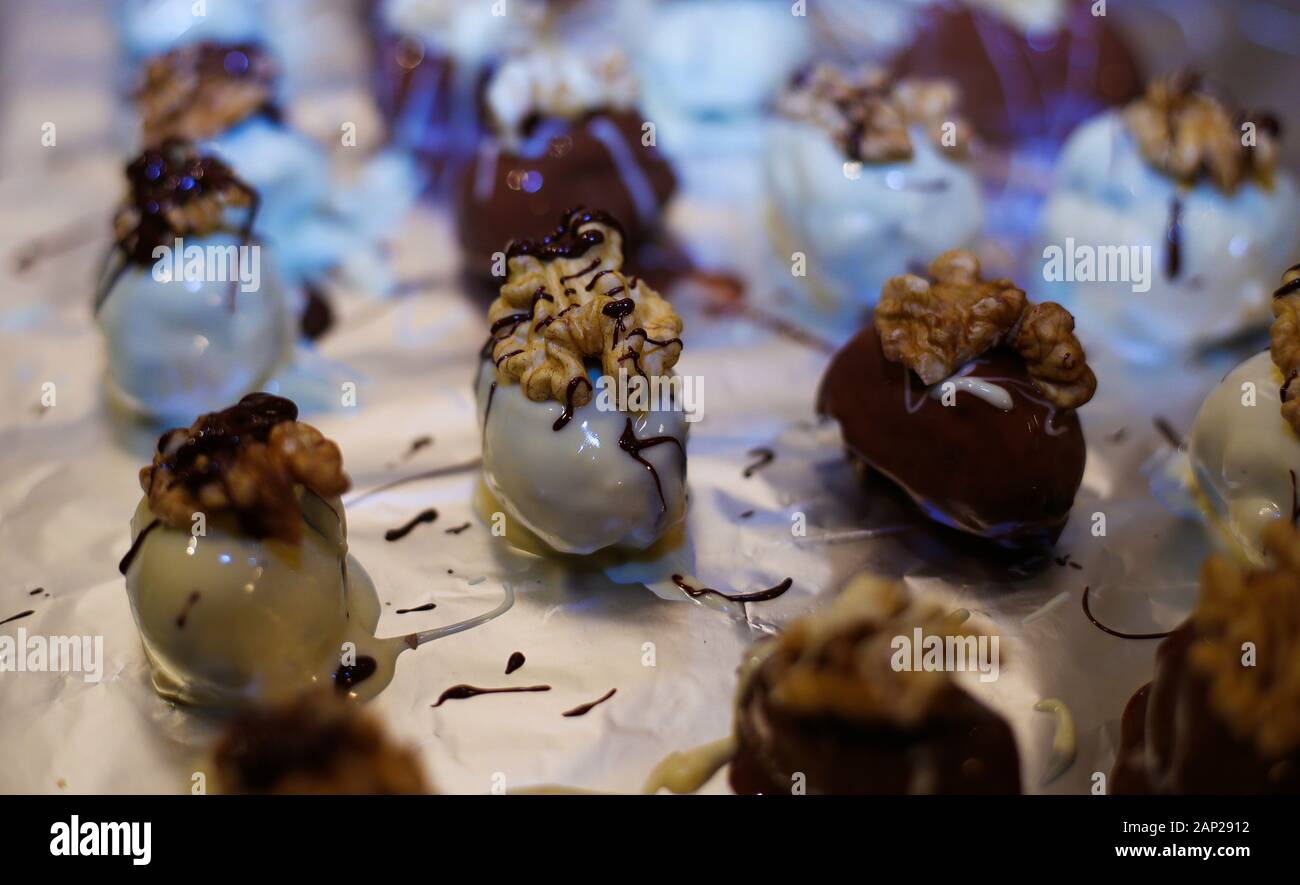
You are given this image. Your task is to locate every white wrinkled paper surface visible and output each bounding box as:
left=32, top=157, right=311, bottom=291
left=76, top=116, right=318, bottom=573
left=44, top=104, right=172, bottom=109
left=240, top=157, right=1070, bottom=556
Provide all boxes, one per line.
left=0, top=1, right=1258, bottom=795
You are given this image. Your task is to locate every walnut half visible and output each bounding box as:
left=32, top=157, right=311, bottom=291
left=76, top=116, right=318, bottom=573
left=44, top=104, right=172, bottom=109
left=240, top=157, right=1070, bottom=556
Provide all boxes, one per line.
left=139, top=394, right=350, bottom=543
left=1191, top=520, right=1300, bottom=759
left=875, top=250, right=1096, bottom=409
left=1125, top=71, right=1278, bottom=194
left=1270, top=264, right=1300, bottom=434
left=486, top=208, right=683, bottom=411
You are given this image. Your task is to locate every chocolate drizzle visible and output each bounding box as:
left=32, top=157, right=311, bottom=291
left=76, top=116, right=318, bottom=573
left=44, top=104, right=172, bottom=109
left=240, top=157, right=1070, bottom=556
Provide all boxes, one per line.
left=431, top=684, right=552, bottom=706
left=1274, top=275, right=1300, bottom=300
left=394, top=602, right=437, bottom=614
left=671, top=574, right=793, bottom=603
left=175, top=590, right=201, bottom=628
left=562, top=688, right=617, bottom=718
left=445, top=522, right=472, bottom=535
left=742, top=448, right=775, bottom=478
left=96, top=139, right=259, bottom=313
left=602, top=297, right=636, bottom=345
left=1165, top=196, right=1183, bottom=280
left=333, top=656, right=378, bottom=691
left=1081, top=585, right=1172, bottom=640
left=481, top=289, right=555, bottom=359
left=0, top=610, right=35, bottom=626
left=504, top=207, right=625, bottom=262
left=505, top=652, right=526, bottom=674
left=553, top=377, right=593, bottom=432
left=147, top=394, right=300, bottom=538
left=384, top=508, right=439, bottom=541
left=118, top=519, right=162, bottom=575
left=618, top=418, right=686, bottom=516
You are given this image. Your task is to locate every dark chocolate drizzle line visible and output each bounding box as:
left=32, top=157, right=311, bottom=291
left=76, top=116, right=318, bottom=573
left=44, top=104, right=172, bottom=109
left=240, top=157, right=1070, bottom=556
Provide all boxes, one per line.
left=585, top=268, right=618, bottom=291
left=562, top=688, right=617, bottom=718
left=1153, top=416, right=1182, bottom=449
left=118, top=519, right=161, bottom=575
left=333, top=655, right=378, bottom=691
left=431, top=684, right=552, bottom=706
left=742, top=447, right=775, bottom=478
left=384, top=508, right=439, bottom=541
left=626, top=328, right=682, bottom=349
left=95, top=139, right=260, bottom=313
left=175, top=591, right=201, bottom=628
left=1274, top=277, right=1300, bottom=300
left=552, top=377, right=593, bottom=432
left=0, top=610, right=35, bottom=626
left=670, top=574, right=794, bottom=604
left=560, top=259, right=600, bottom=282
left=619, top=418, right=685, bottom=516
left=28, top=588, right=43, bottom=596
left=395, top=601, right=437, bottom=614
left=1164, top=196, right=1183, bottom=280
left=602, top=297, right=635, bottom=345
left=505, top=651, right=526, bottom=675
left=495, top=349, right=523, bottom=368
left=504, top=207, right=624, bottom=262
left=403, top=435, right=433, bottom=459
left=481, top=289, right=554, bottom=359
left=1081, top=586, right=1172, bottom=640
left=1282, top=369, right=1298, bottom=403
left=445, top=521, right=472, bottom=535
left=148, top=393, right=300, bottom=539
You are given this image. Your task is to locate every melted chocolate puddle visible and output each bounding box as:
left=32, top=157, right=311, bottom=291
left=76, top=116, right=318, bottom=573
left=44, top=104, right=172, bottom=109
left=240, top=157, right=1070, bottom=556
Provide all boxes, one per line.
left=333, top=656, right=378, bottom=691
left=671, top=575, right=794, bottom=604
left=562, top=688, right=616, bottom=718
left=619, top=418, right=685, bottom=516
left=742, top=447, right=775, bottom=478
left=175, top=591, right=201, bottom=628
left=0, top=610, right=35, bottom=626
left=118, top=519, right=161, bottom=575
left=385, top=508, right=439, bottom=541
left=395, top=602, right=437, bottom=614
left=432, top=684, right=552, bottom=706
left=1081, top=586, right=1172, bottom=640
left=505, top=651, right=526, bottom=674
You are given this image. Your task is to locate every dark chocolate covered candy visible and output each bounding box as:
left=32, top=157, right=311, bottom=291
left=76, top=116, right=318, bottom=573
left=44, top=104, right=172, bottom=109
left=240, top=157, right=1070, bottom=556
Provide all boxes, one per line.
left=817, top=324, right=1086, bottom=548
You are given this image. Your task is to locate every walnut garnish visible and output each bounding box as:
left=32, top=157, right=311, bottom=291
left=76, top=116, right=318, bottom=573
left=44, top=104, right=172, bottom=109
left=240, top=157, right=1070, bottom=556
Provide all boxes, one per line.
left=486, top=208, right=683, bottom=411
left=1125, top=71, right=1279, bottom=194
left=111, top=139, right=257, bottom=267
left=1270, top=264, right=1300, bottom=434
left=139, top=393, right=350, bottom=544
left=875, top=250, right=1096, bottom=409
left=748, top=574, right=996, bottom=727
left=213, top=691, right=429, bottom=795
left=137, top=42, right=277, bottom=144
left=1191, top=520, right=1300, bottom=759
left=778, top=64, right=972, bottom=163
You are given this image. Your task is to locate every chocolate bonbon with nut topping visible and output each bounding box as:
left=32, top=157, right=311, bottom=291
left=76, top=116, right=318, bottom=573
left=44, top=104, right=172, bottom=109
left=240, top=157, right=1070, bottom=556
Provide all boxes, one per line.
left=818, top=251, right=1093, bottom=550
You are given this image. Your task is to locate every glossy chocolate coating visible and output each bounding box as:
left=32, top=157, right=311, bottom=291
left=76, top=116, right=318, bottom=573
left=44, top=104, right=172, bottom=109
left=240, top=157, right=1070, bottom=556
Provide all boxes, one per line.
left=817, top=324, right=1086, bottom=549
left=731, top=653, right=1021, bottom=795
left=1111, top=623, right=1300, bottom=794
left=890, top=1, right=1141, bottom=146
left=454, top=111, right=676, bottom=288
